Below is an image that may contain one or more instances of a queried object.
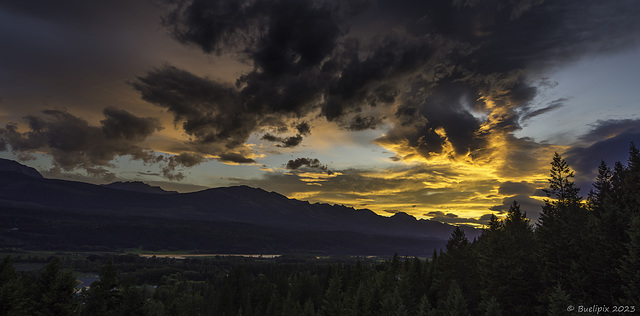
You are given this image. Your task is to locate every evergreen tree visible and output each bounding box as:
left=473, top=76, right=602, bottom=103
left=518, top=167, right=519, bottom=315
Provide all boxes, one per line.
left=536, top=153, right=588, bottom=302
left=478, top=202, right=539, bottom=315
left=35, top=257, right=79, bottom=316
left=543, top=152, right=582, bottom=207
left=380, top=286, right=408, bottom=316
left=546, top=284, right=573, bottom=316
left=303, top=299, right=317, bottom=316
left=622, top=143, right=640, bottom=211
left=441, top=280, right=468, bottom=316
left=586, top=160, right=627, bottom=302
left=587, top=160, right=613, bottom=212
left=322, top=274, right=344, bottom=316
left=83, top=258, right=122, bottom=316
left=347, top=282, right=372, bottom=316
left=446, top=227, right=469, bottom=253
left=431, top=226, right=479, bottom=310
left=0, top=256, right=31, bottom=315
left=417, top=294, right=435, bottom=316
left=477, top=296, right=502, bottom=316
left=619, top=213, right=640, bottom=306
left=610, top=161, right=627, bottom=205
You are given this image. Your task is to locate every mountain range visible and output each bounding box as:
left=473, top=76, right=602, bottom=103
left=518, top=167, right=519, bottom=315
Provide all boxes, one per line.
left=0, top=158, right=477, bottom=256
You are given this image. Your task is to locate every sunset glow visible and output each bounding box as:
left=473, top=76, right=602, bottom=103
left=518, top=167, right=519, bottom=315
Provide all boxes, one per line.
left=1, top=0, right=639, bottom=227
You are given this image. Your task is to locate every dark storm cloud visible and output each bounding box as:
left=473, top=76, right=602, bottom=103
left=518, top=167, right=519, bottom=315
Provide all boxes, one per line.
left=378, top=82, right=486, bottom=157
left=498, top=181, right=536, bottom=196
left=279, top=135, right=303, bottom=148
left=565, top=119, right=640, bottom=191
left=0, top=108, right=162, bottom=178
left=261, top=134, right=280, bottom=142
left=346, top=115, right=383, bottom=131
left=285, top=158, right=331, bottom=174
left=379, top=0, right=640, bottom=160
left=132, top=65, right=251, bottom=148
left=579, top=119, right=640, bottom=144
left=161, top=152, right=209, bottom=181
left=150, top=0, right=640, bottom=162
left=261, top=134, right=303, bottom=148
left=260, top=122, right=310, bottom=148
left=295, top=122, right=311, bottom=136
left=218, top=152, right=256, bottom=164
left=101, top=107, right=164, bottom=141
left=5, top=0, right=636, bottom=178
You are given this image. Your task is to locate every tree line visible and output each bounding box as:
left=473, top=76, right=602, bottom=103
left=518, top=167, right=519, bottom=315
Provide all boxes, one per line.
left=1, top=144, right=639, bottom=315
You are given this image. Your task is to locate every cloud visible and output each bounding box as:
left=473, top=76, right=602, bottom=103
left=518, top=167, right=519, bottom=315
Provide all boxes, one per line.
left=261, top=134, right=304, bottom=148
left=346, top=115, right=383, bottom=131
left=425, top=210, right=494, bottom=226
left=0, top=108, right=216, bottom=181
left=565, top=119, right=640, bottom=191
left=132, top=65, right=251, bottom=149
left=259, top=121, right=311, bottom=147
left=285, top=158, right=331, bottom=174
left=0, top=108, right=162, bottom=176
left=498, top=181, right=536, bottom=196
left=578, top=119, right=640, bottom=144
left=218, top=152, right=256, bottom=164
left=226, top=160, right=517, bottom=226
left=520, top=98, right=566, bottom=122
left=278, top=135, right=303, bottom=148
left=161, top=152, right=209, bottom=180
left=149, top=0, right=640, bottom=167
left=101, top=107, right=164, bottom=141
left=3, top=0, right=639, bottom=205
left=490, top=194, right=545, bottom=221
left=295, top=122, right=311, bottom=136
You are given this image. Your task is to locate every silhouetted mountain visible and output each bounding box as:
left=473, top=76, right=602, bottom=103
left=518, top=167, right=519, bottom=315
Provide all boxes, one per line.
left=0, top=159, right=478, bottom=255
left=0, top=158, right=43, bottom=178
left=102, top=181, right=178, bottom=194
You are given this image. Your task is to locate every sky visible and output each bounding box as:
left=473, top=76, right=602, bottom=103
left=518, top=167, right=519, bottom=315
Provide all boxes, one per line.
left=1, top=0, right=640, bottom=227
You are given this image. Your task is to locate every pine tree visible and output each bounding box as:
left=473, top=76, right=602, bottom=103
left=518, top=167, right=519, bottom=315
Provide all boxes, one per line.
left=0, top=256, right=31, bottom=315
left=478, top=296, right=502, bottom=316
left=431, top=227, right=478, bottom=310
left=585, top=160, right=627, bottom=302
left=622, top=143, right=640, bottom=211
left=446, top=227, right=469, bottom=253
left=303, top=299, right=317, bottom=316
left=546, top=284, right=573, bottom=316
left=417, top=294, right=435, bottom=316
left=587, top=160, right=613, bottom=212
left=430, top=227, right=478, bottom=307
left=536, top=153, right=588, bottom=302
left=322, top=274, right=344, bottom=316
left=380, top=286, right=408, bottom=316
left=442, top=280, right=468, bottom=316
left=618, top=213, right=640, bottom=306
left=478, top=201, right=539, bottom=315
left=543, top=152, right=581, bottom=207
left=83, top=258, right=122, bottom=316
left=35, top=258, right=79, bottom=316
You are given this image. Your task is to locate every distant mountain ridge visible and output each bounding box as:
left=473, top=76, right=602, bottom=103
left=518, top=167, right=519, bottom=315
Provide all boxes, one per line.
left=102, top=181, right=178, bottom=194
left=0, top=159, right=478, bottom=254
left=0, top=158, right=43, bottom=178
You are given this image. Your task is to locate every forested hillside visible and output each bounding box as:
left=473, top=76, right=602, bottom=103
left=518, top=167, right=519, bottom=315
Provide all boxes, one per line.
left=2, top=145, right=639, bottom=315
